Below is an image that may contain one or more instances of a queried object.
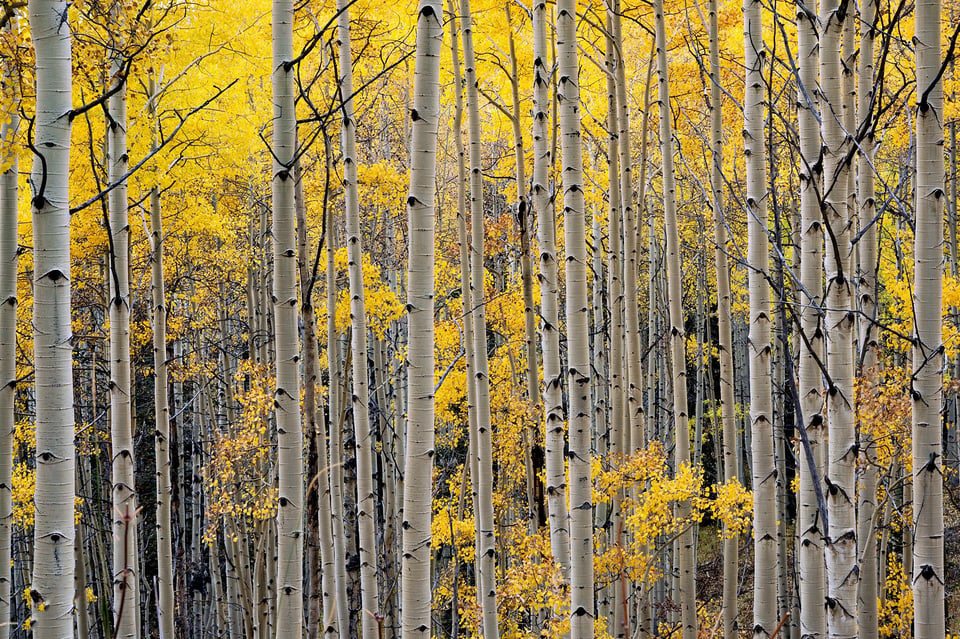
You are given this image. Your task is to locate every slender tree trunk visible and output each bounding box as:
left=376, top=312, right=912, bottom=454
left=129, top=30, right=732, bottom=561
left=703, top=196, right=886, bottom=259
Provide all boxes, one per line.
left=556, top=2, right=593, bottom=636
left=912, top=0, right=946, bottom=630
left=0, top=21, right=17, bottom=637
left=401, top=2, right=442, bottom=636
left=335, top=3, right=381, bottom=634
left=855, top=0, right=879, bottom=634
left=532, top=0, right=570, bottom=581
left=296, top=162, right=338, bottom=638
left=709, top=0, right=740, bottom=639
left=820, top=0, right=857, bottom=632
left=147, top=73, right=175, bottom=639
left=744, top=0, right=777, bottom=636
left=602, top=13, right=625, bottom=638
left=458, top=4, right=500, bottom=634
left=611, top=2, right=644, bottom=450
left=795, top=0, right=827, bottom=634
left=28, top=1, right=76, bottom=637
left=271, top=2, right=304, bottom=636
left=652, top=1, right=696, bottom=635
left=705, top=0, right=738, bottom=630
left=105, top=23, right=140, bottom=638
left=504, top=5, right=542, bottom=532
left=324, top=139, right=351, bottom=638
left=445, top=7, right=484, bottom=633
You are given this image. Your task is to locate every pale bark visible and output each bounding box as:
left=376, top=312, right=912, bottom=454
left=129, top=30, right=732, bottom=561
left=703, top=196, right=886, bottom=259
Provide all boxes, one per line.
left=912, top=0, right=946, bottom=630
left=820, top=0, right=857, bottom=632
left=557, top=1, right=593, bottom=636
left=271, top=1, right=304, bottom=636
left=603, top=13, right=625, bottom=638
left=296, top=164, right=338, bottom=638
left=459, top=3, right=500, bottom=633
left=106, top=25, right=140, bottom=637
left=611, top=2, right=644, bottom=450
left=505, top=5, right=541, bottom=532
left=335, top=3, right=381, bottom=633
left=705, top=0, right=738, bottom=631
left=652, top=1, right=696, bottom=635
left=27, top=1, right=76, bottom=636
left=533, top=0, right=570, bottom=578
left=855, top=0, right=879, bottom=634
left=796, top=0, right=826, bottom=633
left=0, top=19, right=17, bottom=636
left=401, top=2, right=441, bottom=636
left=744, top=0, right=777, bottom=636
left=148, top=73, right=175, bottom=639
left=446, top=6, right=483, bottom=628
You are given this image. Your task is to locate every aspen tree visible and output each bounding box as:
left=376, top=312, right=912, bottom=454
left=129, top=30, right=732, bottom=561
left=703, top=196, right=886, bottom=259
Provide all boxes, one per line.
left=27, top=1, right=76, bottom=636
left=855, top=0, right=879, bottom=633
left=106, top=20, right=140, bottom=638
left=912, top=0, right=946, bottom=630
left=325, top=167, right=351, bottom=637
left=557, top=1, right=593, bottom=636
left=459, top=2, right=500, bottom=633
left=335, top=2, right=381, bottom=634
left=296, top=163, right=338, bottom=638
left=796, top=0, right=826, bottom=632
left=147, top=73, right=175, bottom=639
left=446, top=1, right=483, bottom=607
left=705, top=0, right=739, bottom=630
left=652, top=0, right=696, bottom=634
left=744, top=0, right=777, bottom=635
left=0, top=18, right=17, bottom=635
left=504, top=5, right=542, bottom=531
left=271, top=1, right=304, bottom=636
left=532, top=0, right=571, bottom=577
left=401, top=1, right=442, bottom=636
left=611, top=0, right=644, bottom=448
left=602, top=11, right=625, bottom=637
left=820, top=0, right=857, bottom=631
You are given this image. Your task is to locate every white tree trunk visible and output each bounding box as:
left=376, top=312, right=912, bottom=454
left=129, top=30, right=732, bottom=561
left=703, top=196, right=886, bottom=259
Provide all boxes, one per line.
left=271, top=1, right=303, bottom=636
left=796, top=0, right=826, bottom=634
left=912, top=0, right=946, bottom=631
left=335, top=3, right=381, bottom=634
left=0, top=19, right=17, bottom=635
left=743, top=0, right=776, bottom=636
left=147, top=73, right=175, bottom=639
left=27, top=1, right=75, bottom=637
left=106, top=31, right=140, bottom=639
left=855, top=0, right=879, bottom=634
left=652, top=0, right=696, bottom=635
left=401, top=2, right=441, bottom=636
left=611, top=1, right=644, bottom=450
left=532, top=0, right=570, bottom=579
left=602, top=12, right=625, bottom=638
left=556, top=2, right=594, bottom=636
left=705, top=0, right=738, bottom=633
left=458, top=2, right=500, bottom=634
left=820, top=0, right=857, bottom=633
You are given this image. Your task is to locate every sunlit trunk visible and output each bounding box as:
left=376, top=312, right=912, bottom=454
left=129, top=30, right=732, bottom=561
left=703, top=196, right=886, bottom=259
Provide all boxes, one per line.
left=401, top=2, right=442, bottom=636
left=27, top=1, right=75, bottom=637
left=912, top=0, right=946, bottom=632
left=271, top=1, right=304, bottom=636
